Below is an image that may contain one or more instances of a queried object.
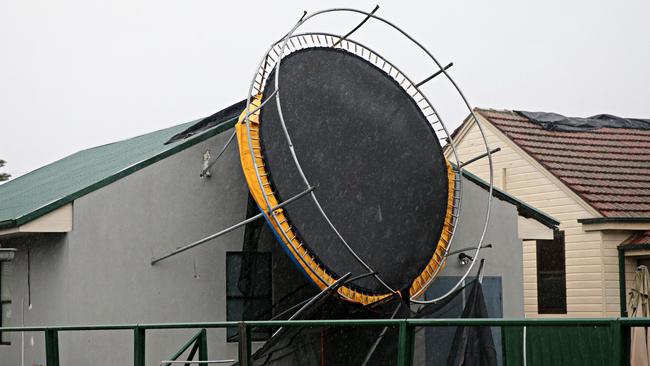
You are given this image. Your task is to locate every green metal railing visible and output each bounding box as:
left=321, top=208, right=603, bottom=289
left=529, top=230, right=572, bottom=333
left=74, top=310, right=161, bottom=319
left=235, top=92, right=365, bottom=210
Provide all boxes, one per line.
left=162, top=329, right=208, bottom=365
left=2, top=317, right=649, bottom=365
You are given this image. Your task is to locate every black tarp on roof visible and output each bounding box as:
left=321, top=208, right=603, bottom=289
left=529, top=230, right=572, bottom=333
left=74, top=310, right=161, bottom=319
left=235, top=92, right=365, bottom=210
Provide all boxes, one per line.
left=517, top=111, right=650, bottom=132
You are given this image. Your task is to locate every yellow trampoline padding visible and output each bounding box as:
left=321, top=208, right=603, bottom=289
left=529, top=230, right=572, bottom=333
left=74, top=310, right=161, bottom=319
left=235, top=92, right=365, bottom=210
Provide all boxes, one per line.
left=236, top=94, right=456, bottom=304
left=409, top=160, right=456, bottom=299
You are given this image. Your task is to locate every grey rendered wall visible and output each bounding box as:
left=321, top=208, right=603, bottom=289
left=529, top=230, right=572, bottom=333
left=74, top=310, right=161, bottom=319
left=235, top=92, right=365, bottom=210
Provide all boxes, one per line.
left=438, top=175, right=525, bottom=318
left=0, top=130, right=248, bottom=366
left=412, top=176, right=525, bottom=366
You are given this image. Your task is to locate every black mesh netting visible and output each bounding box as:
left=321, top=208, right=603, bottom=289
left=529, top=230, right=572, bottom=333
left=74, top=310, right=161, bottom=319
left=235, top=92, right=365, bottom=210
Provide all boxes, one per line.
left=233, top=194, right=496, bottom=366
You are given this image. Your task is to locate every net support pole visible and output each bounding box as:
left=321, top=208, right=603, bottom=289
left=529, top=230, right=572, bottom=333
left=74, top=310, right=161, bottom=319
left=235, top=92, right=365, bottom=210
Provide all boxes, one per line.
left=151, top=186, right=315, bottom=265
left=361, top=303, right=402, bottom=366
left=460, top=147, right=501, bottom=167
left=415, top=62, right=453, bottom=88
left=332, top=5, right=379, bottom=48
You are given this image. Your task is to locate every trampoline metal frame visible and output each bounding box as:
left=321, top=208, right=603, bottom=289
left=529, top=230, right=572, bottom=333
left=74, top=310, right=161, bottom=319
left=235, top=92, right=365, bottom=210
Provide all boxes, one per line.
left=242, top=8, right=493, bottom=304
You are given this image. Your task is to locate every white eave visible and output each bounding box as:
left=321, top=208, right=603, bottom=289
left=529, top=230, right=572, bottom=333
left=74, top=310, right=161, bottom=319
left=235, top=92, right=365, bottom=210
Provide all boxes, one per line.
left=0, top=203, right=73, bottom=238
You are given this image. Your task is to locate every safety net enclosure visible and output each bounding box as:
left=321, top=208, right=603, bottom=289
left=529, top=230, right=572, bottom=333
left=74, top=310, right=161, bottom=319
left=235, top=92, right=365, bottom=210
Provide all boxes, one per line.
left=234, top=8, right=494, bottom=308
left=237, top=42, right=455, bottom=304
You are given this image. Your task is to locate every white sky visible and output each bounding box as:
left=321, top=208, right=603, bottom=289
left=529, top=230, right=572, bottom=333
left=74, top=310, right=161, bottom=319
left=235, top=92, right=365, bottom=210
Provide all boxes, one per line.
left=1, top=0, right=649, bottom=179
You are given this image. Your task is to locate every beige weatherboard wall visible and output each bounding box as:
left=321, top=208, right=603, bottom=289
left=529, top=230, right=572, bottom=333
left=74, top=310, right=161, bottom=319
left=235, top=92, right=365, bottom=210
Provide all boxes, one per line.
left=446, top=113, right=616, bottom=317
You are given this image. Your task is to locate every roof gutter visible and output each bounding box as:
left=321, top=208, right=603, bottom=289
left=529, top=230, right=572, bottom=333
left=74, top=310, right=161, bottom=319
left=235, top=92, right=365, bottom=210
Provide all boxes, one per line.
left=578, top=217, right=650, bottom=225
left=579, top=217, right=650, bottom=232
left=0, top=219, right=16, bottom=230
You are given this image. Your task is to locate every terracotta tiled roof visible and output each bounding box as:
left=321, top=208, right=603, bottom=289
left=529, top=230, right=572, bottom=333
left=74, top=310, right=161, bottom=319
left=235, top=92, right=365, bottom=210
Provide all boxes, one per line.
left=622, top=230, right=650, bottom=246
left=475, top=109, right=650, bottom=218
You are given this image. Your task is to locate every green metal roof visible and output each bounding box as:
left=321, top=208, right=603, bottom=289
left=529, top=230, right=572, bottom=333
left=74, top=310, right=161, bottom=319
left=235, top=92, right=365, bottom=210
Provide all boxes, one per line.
left=0, top=117, right=237, bottom=230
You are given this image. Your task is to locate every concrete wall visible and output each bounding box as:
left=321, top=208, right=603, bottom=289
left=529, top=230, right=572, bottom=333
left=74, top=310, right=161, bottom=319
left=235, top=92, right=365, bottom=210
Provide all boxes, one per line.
left=0, top=132, right=525, bottom=365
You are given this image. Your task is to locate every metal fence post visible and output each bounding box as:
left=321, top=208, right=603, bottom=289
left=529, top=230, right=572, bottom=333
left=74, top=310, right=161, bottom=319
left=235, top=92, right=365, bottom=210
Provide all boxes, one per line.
left=45, top=329, right=60, bottom=366
left=238, top=322, right=251, bottom=366
left=199, top=328, right=208, bottom=361
left=397, top=320, right=414, bottom=366
left=612, top=319, right=625, bottom=366
left=134, top=326, right=146, bottom=366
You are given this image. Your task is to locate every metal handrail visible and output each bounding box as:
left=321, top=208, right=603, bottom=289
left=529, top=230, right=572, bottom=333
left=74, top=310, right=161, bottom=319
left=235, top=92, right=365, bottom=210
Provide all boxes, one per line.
left=1, top=317, right=644, bottom=366
left=1, top=317, right=647, bottom=332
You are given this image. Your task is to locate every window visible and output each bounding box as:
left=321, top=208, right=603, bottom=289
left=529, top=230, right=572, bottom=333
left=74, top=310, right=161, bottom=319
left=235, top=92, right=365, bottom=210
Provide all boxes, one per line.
left=0, top=259, right=11, bottom=345
left=226, top=252, right=272, bottom=342
left=536, top=230, right=567, bottom=314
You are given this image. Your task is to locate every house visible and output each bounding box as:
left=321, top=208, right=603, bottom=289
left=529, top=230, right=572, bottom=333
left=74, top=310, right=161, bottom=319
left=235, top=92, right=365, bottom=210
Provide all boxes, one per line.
left=448, top=108, right=650, bottom=318
left=0, top=104, right=557, bottom=365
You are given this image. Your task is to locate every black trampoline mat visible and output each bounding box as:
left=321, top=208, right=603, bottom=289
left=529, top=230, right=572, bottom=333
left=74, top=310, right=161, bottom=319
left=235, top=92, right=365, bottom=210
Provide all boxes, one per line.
left=259, top=47, right=449, bottom=294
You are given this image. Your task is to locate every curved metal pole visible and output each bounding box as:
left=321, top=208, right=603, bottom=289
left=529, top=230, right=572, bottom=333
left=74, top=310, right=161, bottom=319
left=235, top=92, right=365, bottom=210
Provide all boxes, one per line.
left=270, top=9, right=483, bottom=302
left=244, top=8, right=493, bottom=303
left=297, top=8, right=491, bottom=303
left=271, top=272, right=352, bottom=338
left=241, top=28, right=341, bottom=298
left=272, top=11, right=398, bottom=295
left=254, top=32, right=464, bottom=296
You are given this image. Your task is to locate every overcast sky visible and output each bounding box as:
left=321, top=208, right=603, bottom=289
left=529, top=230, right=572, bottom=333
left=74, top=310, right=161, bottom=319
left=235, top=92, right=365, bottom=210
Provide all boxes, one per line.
left=1, top=0, right=649, bottom=179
